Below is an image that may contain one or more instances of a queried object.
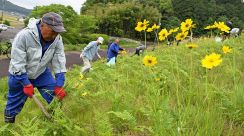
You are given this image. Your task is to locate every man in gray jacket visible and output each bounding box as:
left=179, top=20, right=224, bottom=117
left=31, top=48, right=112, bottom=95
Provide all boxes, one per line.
left=5, top=12, right=67, bottom=123
left=80, top=37, right=104, bottom=73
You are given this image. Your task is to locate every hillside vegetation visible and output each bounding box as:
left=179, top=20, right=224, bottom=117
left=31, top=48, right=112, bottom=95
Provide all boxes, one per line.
left=82, top=0, right=244, bottom=38
left=1, top=12, right=24, bottom=28
left=0, top=0, right=31, bottom=16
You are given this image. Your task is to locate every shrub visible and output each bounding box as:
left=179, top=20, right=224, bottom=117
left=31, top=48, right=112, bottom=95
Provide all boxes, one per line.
left=80, top=33, right=109, bottom=45
left=3, top=20, right=10, bottom=26
left=64, top=44, right=86, bottom=51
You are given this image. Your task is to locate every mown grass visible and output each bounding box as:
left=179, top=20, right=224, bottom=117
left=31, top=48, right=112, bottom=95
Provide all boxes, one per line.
left=0, top=35, right=243, bottom=135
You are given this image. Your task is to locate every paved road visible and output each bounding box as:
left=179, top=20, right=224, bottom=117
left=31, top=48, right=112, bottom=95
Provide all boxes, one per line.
left=0, top=28, right=21, bottom=42
left=0, top=49, right=135, bottom=78
left=0, top=28, right=138, bottom=78
left=0, top=51, right=98, bottom=78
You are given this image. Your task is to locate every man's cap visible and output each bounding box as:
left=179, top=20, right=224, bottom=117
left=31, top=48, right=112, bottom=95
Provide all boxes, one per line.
left=226, top=21, right=233, bottom=28
left=97, top=37, right=104, bottom=44
left=41, top=12, right=66, bottom=33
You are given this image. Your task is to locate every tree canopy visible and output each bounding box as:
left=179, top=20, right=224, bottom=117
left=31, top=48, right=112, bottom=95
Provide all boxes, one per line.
left=82, top=0, right=244, bottom=37
left=26, top=4, right=80, bottom=44
left=25, top=0, right=244, bottom=43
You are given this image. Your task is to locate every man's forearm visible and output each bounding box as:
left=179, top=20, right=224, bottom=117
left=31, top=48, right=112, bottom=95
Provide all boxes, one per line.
left=97, top=52, right=101, bottom=58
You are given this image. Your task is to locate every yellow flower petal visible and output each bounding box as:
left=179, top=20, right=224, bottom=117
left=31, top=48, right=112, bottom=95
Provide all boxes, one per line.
left=222, top=46, right=232, bottom=54
left=143, top=55, right=157, bottom=67
left=201, top=53, right=222, bottom=69
left=186, top=43, right=198, bottom=49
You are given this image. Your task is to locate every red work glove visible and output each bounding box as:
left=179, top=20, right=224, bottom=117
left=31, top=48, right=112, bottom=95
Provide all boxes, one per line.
left=54, top=87, right=66, bottom=100
left=23, top=84, right=34, bottom=98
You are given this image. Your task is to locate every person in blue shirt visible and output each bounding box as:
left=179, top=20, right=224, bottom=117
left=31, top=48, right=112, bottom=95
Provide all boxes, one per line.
left=5, top=12, right=67, bottom=123
left=107, top=38, right=124, bottom=62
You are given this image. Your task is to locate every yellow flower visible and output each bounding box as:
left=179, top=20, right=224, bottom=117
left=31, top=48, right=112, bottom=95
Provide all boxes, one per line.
left=176, top=31, right=188, bottom=41
left=173, top=27, right=179, bottom=32
left=151, top=23, right=160, bottom=30
left=180, top=19, right=195, bottom=31
left=204, top=25, right=216, bottom=30
left=135, top=22, right=145, bottom=32
left=143, top=19, right=149, bottom=26
left=204, top=25, right=211, bottom=30
left=120, top=50, right=127, bottom=55
left=222, top=46, right=232, bottom=54
left=147, top=27, right=153, bottom=32
left=79, top=74, right=84, bottom=80
left=81, top=92, right=88, bottom=96
left=186, top=43, right=198, bottom=49
left=135, top=19, right=149, bottom=32
left=214, top=21, right=219, bottom=28
left=72, top=83, right=79, bottom=89
left=201, top=53, right=222, bottom=69
left=155, top=78, right=161, bottom=81
left=158, top=28, right=169, bottom=41
left=217, top=22, right=230, bottom=33
left=213, top=22, right=230, bottom=33
left=169, top=27, right=179, bottom=35
left=143, top=55, right=157, bottom=67
left=168, top=30, right=174, bottom=35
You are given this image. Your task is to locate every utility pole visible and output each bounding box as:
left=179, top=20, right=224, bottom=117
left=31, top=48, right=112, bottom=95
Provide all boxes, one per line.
left=1, top=0, right=5, bottom=24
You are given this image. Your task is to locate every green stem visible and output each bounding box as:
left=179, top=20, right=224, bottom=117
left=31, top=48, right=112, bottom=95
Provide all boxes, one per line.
left=155, top=31, right=159, bottom=47
left=232, top=42, right=236, bottom=90
left=204, top=68, right=208, bottom=104
left=144, top=31, right=147, bottom=49
left=166, top=37, right=169, bottom=46
left=174, top=48, right=182, bottom=132
left=205, top=69, right=208, bottom=92
left=190, top=50, right=193, bottom=92
left=190, top=29, right=193, bottom=42
left=174, top=51, right=180, bottom=109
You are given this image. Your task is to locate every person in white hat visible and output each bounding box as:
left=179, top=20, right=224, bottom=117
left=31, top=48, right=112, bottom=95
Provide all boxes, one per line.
left=80, top=37, right=104, bottom=73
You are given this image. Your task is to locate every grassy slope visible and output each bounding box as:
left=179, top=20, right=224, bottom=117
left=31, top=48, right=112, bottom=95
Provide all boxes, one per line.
left=0, top=35, right=243, bottom=135
left=1, top=12, right=24, bottom=28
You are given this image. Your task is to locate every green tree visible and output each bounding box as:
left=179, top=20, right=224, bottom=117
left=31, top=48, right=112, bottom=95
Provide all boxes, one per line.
left=79, top=15, right=98, bottom=33
left=26, top=4, right=80, bottom=44
left=172, top=0, right=196, bottom=20
left=82, top=0, right=244, bottom=37
left=3, top=20, right=10, bottom=26
left=82, top=1, right=161, bottom=39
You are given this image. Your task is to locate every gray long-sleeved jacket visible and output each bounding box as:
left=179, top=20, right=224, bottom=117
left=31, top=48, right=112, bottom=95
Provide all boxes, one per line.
left=81, top=41, right=100, bottom=61
left=8, top=18, right=66, bottom=79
